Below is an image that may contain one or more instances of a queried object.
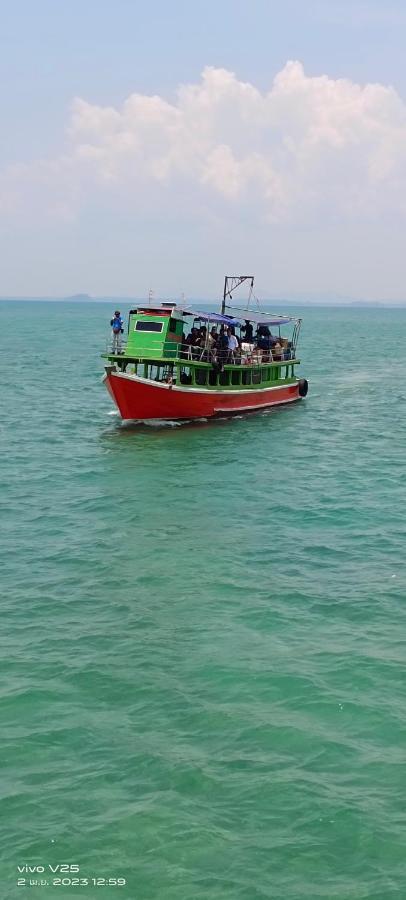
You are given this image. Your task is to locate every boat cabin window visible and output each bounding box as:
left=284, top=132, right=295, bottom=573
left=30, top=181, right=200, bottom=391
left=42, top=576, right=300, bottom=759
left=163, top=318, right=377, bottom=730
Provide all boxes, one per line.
left=135, top=321, right=164, bottom=333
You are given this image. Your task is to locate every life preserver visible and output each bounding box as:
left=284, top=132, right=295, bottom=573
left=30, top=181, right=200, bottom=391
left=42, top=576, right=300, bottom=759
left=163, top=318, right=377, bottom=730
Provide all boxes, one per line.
left=298, top=378, right=308, bottom=397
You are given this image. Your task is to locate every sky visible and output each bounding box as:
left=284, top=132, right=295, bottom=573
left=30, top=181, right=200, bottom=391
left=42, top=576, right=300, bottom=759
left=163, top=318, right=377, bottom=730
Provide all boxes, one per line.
left=2, top=0, right=406, bottom=301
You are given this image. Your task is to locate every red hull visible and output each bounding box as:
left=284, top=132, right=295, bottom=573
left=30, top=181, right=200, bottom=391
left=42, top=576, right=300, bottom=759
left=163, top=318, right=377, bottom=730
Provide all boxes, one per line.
left=104, top=371, right=301, bottom=420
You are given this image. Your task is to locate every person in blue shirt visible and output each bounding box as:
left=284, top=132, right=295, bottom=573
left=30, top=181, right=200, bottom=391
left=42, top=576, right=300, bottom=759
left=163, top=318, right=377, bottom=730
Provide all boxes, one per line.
left=110, top=310, right=124, bottom=353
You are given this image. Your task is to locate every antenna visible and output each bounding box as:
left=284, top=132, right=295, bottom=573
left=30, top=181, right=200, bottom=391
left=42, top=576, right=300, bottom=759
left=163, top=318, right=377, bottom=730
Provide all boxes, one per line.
left=148, top=288, right=154, bottom=306
left=221, top=275, right=254, bottom=315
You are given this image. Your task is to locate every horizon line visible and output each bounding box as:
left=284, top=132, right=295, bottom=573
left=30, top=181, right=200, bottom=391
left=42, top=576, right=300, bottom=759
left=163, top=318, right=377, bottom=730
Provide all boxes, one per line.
left=1, top=295, right=406, bottom=307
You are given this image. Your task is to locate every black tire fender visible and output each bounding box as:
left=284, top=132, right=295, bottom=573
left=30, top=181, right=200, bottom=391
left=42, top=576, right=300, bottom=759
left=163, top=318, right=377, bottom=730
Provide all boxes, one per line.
left=298, top=378, right=308, bottom=398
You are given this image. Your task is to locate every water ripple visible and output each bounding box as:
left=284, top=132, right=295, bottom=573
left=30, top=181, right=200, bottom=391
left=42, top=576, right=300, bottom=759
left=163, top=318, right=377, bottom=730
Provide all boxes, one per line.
left=0, top=302, right=405, bottom=898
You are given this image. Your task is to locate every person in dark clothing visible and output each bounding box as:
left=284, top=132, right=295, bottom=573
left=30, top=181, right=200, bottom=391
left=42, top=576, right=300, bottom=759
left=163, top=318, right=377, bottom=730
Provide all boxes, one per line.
left=241, top=319, right=254, bottom=342
left=190, top=327, right=201, bottom=359
left=257, top=324, right=274, bottom=352
left=180, top=332, right=191, bottom=359
left=217, top=329, right=229, bottom=370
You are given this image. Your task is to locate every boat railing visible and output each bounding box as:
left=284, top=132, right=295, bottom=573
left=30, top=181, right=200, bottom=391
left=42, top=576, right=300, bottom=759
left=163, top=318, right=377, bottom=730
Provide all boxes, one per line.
left=105, top=337, right=179, bottom=355
left=105, top=337, right=297, bottom=363
left=105, top=337, right=128, bottom=353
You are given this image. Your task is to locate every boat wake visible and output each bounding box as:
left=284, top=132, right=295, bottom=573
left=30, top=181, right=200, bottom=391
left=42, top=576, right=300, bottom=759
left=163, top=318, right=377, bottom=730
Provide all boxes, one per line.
left=121, top=417, right=209, bottom=429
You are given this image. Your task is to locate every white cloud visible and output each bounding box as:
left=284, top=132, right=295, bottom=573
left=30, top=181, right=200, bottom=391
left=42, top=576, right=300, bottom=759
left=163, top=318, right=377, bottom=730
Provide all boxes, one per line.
left=2, top=61, right=406, bottom=226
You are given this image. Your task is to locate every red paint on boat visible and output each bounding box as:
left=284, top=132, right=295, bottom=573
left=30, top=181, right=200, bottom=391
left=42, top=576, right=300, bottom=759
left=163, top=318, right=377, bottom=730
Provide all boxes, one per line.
left=104, top=372, right=301, bottom=420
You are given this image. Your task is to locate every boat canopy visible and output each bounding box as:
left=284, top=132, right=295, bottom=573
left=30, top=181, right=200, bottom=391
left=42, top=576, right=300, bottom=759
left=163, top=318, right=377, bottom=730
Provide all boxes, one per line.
left=224, top=308, right=299, bottom=326
left=188, top=310, right=241, bottom=326
left=128, top=303, right=299, bottom=328
left=185, top=308, right=298, bottom=327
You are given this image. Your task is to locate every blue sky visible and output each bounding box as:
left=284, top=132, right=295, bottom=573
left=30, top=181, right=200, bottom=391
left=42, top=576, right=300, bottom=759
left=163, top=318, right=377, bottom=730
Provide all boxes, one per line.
left=2, top=0, right=406, bottom=299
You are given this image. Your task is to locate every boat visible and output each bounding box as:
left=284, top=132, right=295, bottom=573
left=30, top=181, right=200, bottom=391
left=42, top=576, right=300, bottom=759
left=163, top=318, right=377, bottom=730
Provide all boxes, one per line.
left=102, top=275, right=308, bottom=421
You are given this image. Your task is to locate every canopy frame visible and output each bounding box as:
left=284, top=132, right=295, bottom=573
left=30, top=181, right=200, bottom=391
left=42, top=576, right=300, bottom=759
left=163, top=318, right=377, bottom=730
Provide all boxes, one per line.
left=221, top=275, right=255, bottom=315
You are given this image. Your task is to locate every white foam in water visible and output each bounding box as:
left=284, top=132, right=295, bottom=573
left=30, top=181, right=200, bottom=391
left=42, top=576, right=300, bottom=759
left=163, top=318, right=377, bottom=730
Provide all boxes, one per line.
left=119, top=418, right=179, bottom=428
left=120, top=417, right=209, bottom=428
left=142, top=418, right=208, bottom=427
left=108, top=409, right=119, bottom=416
left=142, top=419, right=181, bottom=427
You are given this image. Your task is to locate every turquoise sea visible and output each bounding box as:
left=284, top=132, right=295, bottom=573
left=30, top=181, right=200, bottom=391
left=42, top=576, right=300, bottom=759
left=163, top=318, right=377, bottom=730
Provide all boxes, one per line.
left=1, top=300, right=406, bottom=900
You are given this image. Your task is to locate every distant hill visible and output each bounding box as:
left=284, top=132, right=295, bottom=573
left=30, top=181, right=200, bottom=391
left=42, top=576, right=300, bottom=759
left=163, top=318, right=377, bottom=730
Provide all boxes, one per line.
left=1, top=294, right=406, bottom=307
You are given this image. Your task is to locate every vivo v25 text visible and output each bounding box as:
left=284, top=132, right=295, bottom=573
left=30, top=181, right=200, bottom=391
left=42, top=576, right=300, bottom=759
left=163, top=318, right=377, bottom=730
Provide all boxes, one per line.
left=18, top=866, right=80, bottom=874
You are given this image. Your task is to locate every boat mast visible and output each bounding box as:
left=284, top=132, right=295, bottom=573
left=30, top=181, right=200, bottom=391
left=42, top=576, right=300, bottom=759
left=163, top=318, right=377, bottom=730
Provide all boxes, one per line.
left=221, top=275, right=254, bottom=315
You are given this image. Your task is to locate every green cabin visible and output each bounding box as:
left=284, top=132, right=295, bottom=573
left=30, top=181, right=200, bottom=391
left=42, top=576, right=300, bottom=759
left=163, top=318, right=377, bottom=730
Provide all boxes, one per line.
left=125, top=304, right=184, bottom=360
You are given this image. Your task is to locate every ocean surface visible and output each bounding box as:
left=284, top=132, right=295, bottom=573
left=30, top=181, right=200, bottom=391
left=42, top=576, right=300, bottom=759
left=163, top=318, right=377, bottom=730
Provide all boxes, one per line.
left=1, top=300, right=405, bottom=900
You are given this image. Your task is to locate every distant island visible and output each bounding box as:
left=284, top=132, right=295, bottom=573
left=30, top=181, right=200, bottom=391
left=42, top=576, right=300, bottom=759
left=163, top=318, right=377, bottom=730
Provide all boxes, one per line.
left=1, top=294, right=406, bottom=307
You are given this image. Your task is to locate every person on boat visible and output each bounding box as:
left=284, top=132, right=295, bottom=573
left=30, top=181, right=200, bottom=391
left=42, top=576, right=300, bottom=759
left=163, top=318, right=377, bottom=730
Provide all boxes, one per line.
left=110, top=310, right=124, bottom=353
left=257, top=325, right=274, bottom=353
left=260, top=325, right=271, bottom=337
left=199, top=326, right=208, bottom=347
left=184, top=328, right=199, bottom=359
left=227, top=327, right=239, bottom=363
left=217, top=328, right=229, bottom=369
left=210, top=343, right=218, bottom=364
left=180, top=332, right=191, bottom=360
left=241, top=320, right=254, bottom=342
left=190, top=327, right=201, bottom=359
left=208, top=329, right=218, bottom=363
left=197, top=326, right=209, bottom=361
